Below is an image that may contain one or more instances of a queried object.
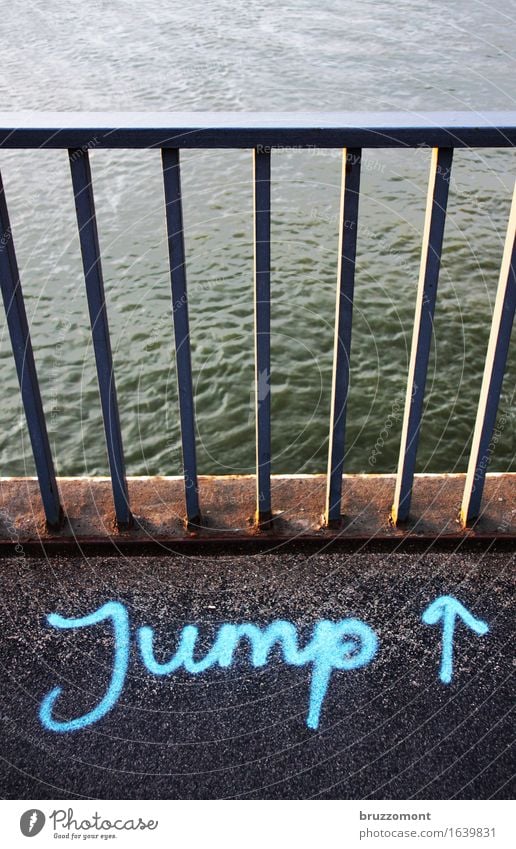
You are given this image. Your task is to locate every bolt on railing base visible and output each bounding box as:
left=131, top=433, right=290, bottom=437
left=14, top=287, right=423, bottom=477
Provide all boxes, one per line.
left=115, top=513, right=135, bottom=532
left=323, top=513, right=342, bottom=530
left=45, top=505, right=66, bottom=533
left=459, top=508, right=478, bottom=530
left=184, top=514, right=202, bottom=533
left=390, top=505, right=410, bottom=527
left=254, top=509, right=273, bottom=531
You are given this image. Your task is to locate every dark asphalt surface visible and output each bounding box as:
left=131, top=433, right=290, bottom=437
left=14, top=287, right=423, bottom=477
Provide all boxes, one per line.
left=0, top=550, right=514, bottom=799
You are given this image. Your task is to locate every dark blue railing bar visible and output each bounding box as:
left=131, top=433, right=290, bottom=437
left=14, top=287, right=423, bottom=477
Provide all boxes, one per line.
left=253, top=148, right=272, bottom=523
left=0, top=170, right=62, bottom=527
left=161, top=148, right=200, bottom=525
left=325, top=149, right=362, bottom=526
left=0, top=114, right=514, bottom=533
left=69, top=149, right=132, bottom=528
left=392, top=148, right=454, bottom=525
left=461, top=181, right=516, bottom=525
left=0, top=112, right=515, bottom=149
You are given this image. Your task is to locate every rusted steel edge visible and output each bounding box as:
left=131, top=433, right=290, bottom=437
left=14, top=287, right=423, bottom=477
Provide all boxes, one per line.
left=0, top=473, right=514, bottom=555
left=0, top=533, right=514, bottom=558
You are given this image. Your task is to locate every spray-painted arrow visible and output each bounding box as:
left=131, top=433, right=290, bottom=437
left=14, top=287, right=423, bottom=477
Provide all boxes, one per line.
left=422, top=595, right=489, bottom=684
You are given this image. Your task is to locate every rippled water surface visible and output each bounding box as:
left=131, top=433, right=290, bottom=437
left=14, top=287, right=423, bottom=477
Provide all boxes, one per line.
left=0, top=1, right=514, bottom=477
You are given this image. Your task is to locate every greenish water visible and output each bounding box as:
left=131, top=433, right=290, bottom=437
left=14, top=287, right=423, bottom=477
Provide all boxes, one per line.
left=0, top=1, right=514, bottom=478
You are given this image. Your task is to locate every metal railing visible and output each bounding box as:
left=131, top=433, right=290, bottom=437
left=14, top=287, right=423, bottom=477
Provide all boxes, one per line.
left=0, top=112, right=514, bottom=531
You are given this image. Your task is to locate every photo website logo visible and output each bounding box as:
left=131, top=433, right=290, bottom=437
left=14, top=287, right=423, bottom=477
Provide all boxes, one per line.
left=20, top=809, right=46, bottom=837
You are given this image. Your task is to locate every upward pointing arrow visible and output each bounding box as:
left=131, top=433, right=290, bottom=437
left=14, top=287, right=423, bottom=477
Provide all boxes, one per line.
left=422, top=595, right=489, bottom=684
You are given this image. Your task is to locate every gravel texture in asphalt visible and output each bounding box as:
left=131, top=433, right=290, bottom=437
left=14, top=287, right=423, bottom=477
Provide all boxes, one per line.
left=0, top=550, right=513, bottom=799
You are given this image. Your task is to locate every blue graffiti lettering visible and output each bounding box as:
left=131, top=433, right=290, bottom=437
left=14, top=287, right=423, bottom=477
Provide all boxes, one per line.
left=139, top=617, right=378, bottom=730
left=304, top=619, right=378, bottom=728
left=421, top=595, right=489, bottom=684
left=39, top=601, right=130, bottom=733
left=40, top=603, right=378, bottom=733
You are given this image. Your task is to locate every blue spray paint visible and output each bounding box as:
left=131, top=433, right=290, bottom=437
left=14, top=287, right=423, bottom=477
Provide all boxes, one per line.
left=421, top=595, right=489, bottom=684
left=40, top=603, right=378, bottom=733
left=139, top=617, right=378, bottom=730
left=303, top=619, right=378, bottom=729
left=39, top=601, right=130, bottom=733
left=138, top=620, right=306, bottom=675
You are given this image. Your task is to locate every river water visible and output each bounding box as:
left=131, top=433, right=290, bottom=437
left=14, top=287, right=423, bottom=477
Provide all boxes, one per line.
left=0, top=0, right=514, bottom=478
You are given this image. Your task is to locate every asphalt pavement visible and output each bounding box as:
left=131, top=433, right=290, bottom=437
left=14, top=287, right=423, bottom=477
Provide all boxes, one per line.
left=0, top=549, right=513, bottom=799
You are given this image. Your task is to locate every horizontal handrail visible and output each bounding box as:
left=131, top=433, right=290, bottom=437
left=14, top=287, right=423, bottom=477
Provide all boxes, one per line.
left=0, top=111, right=515, bottom=148
left=0, top=112, right=514, bottom=534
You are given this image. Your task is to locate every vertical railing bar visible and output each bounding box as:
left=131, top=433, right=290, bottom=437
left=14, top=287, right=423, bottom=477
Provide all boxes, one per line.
left=391, top=147, right=453, bottom=525
left=69, top=149, right=132, bottom=528
left=0, top=169, right=63, bottom=528
left=460, top=180, right=516, bottom=526
left=325, top=148, right=362, bottom=527
left=161, top=148, right=200, bottom=526
left=253, top=148, right=272, bottom=525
